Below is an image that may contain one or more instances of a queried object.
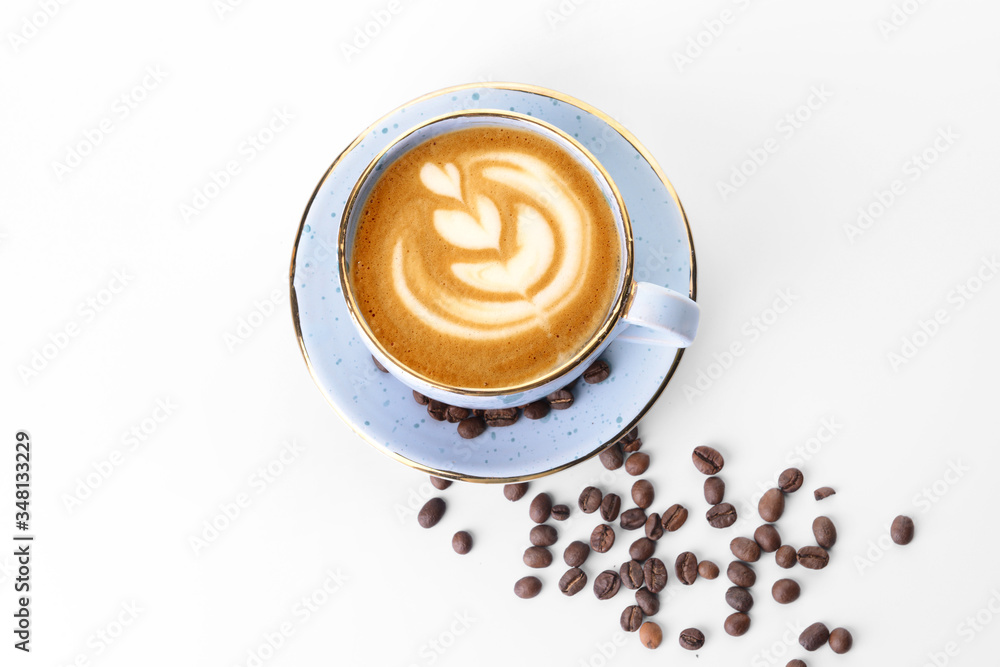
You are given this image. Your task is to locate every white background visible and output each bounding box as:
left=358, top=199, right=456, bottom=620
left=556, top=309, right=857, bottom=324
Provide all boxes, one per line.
left=2, top=0, right=1000, bottom=665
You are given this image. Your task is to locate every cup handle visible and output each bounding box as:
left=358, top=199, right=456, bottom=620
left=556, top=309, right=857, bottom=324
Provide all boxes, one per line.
left=616, top=282, right=699, bottom=347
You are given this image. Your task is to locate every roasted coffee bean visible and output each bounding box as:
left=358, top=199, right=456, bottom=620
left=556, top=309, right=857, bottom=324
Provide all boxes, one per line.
left=547, top=388, right=574, bottom=410
left=620, top=560, right=645, bottom=589
left=484, top=407, right=519, bottom=427
left=675, top=552, right=698, bottom=585
left=726, top=586, right=754, bottom=612
left=630, top=537, right=656, bottom=562
left=583, top=359, right=611, bottom=384
left=427, top=400, right=449, bottom=421
left=621, top=605, right=643, bottom=632
left=725, top=612, right=751, bottom=637
left=472, top=409, right=485, bottom=417
left=829, top=627, right=853, bottom=654
left=522, top=400, right=550, bottom=420
left=622, top=426, right=639, bottom=443
left=620, top=508, right=647, bottom=530
left=564, top=540, right=590, bottom=567
left=430, top=476, right=452, bottom=490
left=600, top=493, right=622, bottom=522
left=579, top=486, right=603, bottom=513
left=759, top=488, right=785, bottom=522
left=776, top=545, right=797, bottom=568
left=599, top=442, right=624, bottom=470
left=692, top=445, right=724, bottom=474
left=623, top=437, right=643, bottom=454
left=452, top=531, right=472, bottom=554
left=643, top=558, right=668, bottom=592
left=645, top=513, right=663, bottom=540
left=632, top=479, right=655, bottom=509
left=530, top=524, right=558, bottom=547
left=640, top=621, right=663, bottom=649
left=523, top=546, right=552, bottom=568
left=778, top=467, right=804, bottom=493
left=551, top=504, right=570, bottom=521
left=371, top=355, right=388, bottom=372
left=727, top=561, right=756, bottom=588
left=814, top=486, right=836, bottom=501
left=731, top=537, right=762, bottom=562
left=457, top=416, right=486, bottom=439
left=635, top=587, right=659, bottom=616
left=559, top=567, right=587, bottom=596
left=772, top=578, right=800, bottom=604
left=891, top=515, right=914, bottom=545
left=787, top=661, right=807, bottom=667
left=812, top=516, right=837, bottom=549
left=679, top=628, right=705, bottom=650
left=754, top=524, right=781, bottom=553
left=417, top=498, right=446, bottom=528
left=445, top=406, right=470, bottom=423
left=591, top=524, right=616, bottom=553
left=799, top=622, right=830, bottom=651
left=593, top=570, right=622, bottom=600
left=412, top=390, right=429, bottom=405
left=625, top=452, right=650, bottom=476
left=698, top=560, right=720, bottom=579
left=704, top=476, right=726, bottom=504
left=514, top=576, right=541, bottom=599
left=529, top=493, right=553, bottom=523
left=662, top=504, right=689, bottom=532
left=503, top=482, right=529, bottom=502
left=707, top=502, right=737, bottom=528
left=796, top=546, right=830, bottom=570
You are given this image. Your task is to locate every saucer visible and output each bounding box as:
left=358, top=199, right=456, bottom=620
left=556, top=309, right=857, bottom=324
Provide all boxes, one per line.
left=289, top=83, right=696, bottom=482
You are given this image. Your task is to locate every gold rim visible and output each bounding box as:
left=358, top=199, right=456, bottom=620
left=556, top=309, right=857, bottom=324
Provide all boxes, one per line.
left=289, top=82, right=697, bottom=483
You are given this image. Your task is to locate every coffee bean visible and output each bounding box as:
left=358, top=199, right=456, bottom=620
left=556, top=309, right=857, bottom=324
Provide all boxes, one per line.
left=645, top=513, right=664, bottom=540
left=891, top=515, right=914, bottom=545
left=622, top=426, right=639, bottom=443
left=725, top=612, right=751, bottom=637
left=704, top=476, right=725, bottom=504
left=417, top=498, right=446, bottom=528
left=698, top=560, right=720, bottom=579
left=632, top=479, right=655, bottom=509
left=814, top=486, right=836, bottom=501
left=522, top=400, right=550, bottom=420
left=551, top=504, right=570, bottom=521
left=430, top=476, right=452, bottom=490
left=707, top=502, right=737, bottom=528
left=754, top=524, right=781, bottom=553
left=727, top=561, right=756, bottom=588
left=593, top=570, right=622, bottom=600
left=583, top=359, right=611, bottom=384
left=759, top=488, right=785, bottom=522
left=620, top=560, right=645, bottom=589
left=579, top=486, right=603, bottom=513
left=620, top=508, right=647, bottom=530
left=530, top=524, right=558, bottom=547
left=726, top=586, right=754, bottom=612
left=799, top=622, right=830, bottom=651
left=635, top=588, right=659, bottom=616
left=629, top=537, right=656, bottom=561
left=427, top=400, right=448, bottom=421
left=523, top=546, right=552, bottom=568
left=812, top=516, right=837, bottom=549
left=445, top=406, right=470, bottom=423
left=625, top=452, right=650, bottom=476
left=484, top=407, right=519, bottom=427
left=514, top=575, right=541, bottom=599
left=621, top=605, right=644, bottom=632
left=796, top=546, right=830, bottom=570
left=829, top=627, right=853, bottom=654
left=529, top=493, right=552, bottom=523
left=564, top=540, right=590, bottom=567
left=412, top=390, right=429, bottom=405
left=731, top=537, right=761, bottom=562
left=692, top=445, right=724, bottom=474
left=452, top=530, right=472, bottom=554
left=643, top=558, right=668, bottom=592
left=600, top=493, right=621, bottom=521
left=559, top=567, right=587, bottom=596
left=503, top=482, right=529, bottom=502
left=472, top=409, right=485, bottom=417
left=679, top=628, right=705, bottom=650
left=547, top=388, right=574, bottom=410
left=675, top=552, right=698, bottom=585
left=662, top=504, right=689, bottom=531
left=639, top=621, right=662, bottom=649
left=775, top=545, right=797, bottom=568
left=787, top=661, right=807, bottom=667
left=623, top=437, right=643, bottom=454
left=778, top=467, right=804, bottom=493
left=371, top=355, right=388, bottom=372
left=457, top=416, right=486, bottom=439
left=772, top=578, right=800, bottom=604
left=599, top=442, right=624, bottom=470
left=591, top=524, right=616, bottom=553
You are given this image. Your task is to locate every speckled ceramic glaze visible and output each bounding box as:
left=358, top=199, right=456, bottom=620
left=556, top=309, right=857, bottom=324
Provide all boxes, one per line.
left=290, top=83, right=696, bottom=482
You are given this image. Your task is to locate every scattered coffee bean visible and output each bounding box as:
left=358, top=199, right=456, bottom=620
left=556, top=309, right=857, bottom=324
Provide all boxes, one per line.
left=530, top=524, right=558, bottom=547
left=599, top=442, right=624, bottom=470
left=579, top=486, right=603, bottom=513
left=600, top=493, right=622, bottom=522
left=427, top=400, right=448, bottom=421
left=796, top=546, right=830, bottom=570
left=457, top=416, right=486, bottom=439
left=779, top=467, right=804, bottom=493
left=635, top=588, right=659, bottom=616
left=645, top=513, right=664, bottom=540
left=523, top=546, right=552, bottom=568
left=564, top=540, right=590, bottom=567
left=698, top=560, right=720, bottom=580
left=799, top=622, right=830, bottom=651
left=679, top=628, right=705, bottom=650
left=754, top=524, right=781, bottom=553
left=593, top=570, right=622, bottom=600
left=731, top=537, right=762, bottom=562
left=417, top=497, right=446, bottom=528
left=529, top=493, right=552, bottom=523
left=662, top=504, right=689, bottom=531
left=891, top=515, right=914, bottom=545
left=639, top=621, right=662, bottom=649
left=622, top=426, right=639, bottom=443
left=727, top=561, right=756, bottom=588
left=772, top=578, right=800, bottom=604
left=371, top=355, right=388, bottom=372
left=707, top=502, right=738, bottom=528
left=692, top=445, right=724, bottom=475
left=787, top=661, right=807, bottom=667
left=620, top=508, right=647, bottom=530
left=625, top=452, right=650, bottom=476
left=559, top=567, right=587, bottom=596
left=759, top=488, right=785, bottom=522
left=547, top=388, right=574, bottom=410
left=503, top=482, right=529, bottom=502
left=812, top=516, right=837, bottom=549
left=632, top=480, right=655, bottom=509
left=591, top=524, right=616, bottom=553
left=776, top=545, right=797, bottom=569
left=621, top=605, right=644, bottom=632
left=551, top=504, right=570, bottom=521
left=814, top=486, right=836, bottom=501
left=726, top=586, right=754, bottom=612
left=445, top=406, right=470, bottom=423
left=452, top=530, right=472, bottom=554
left=514, top=575, right=541, bottom=599
left=620, top=560, right=645, bottom=589
left=583, top=359, right=611, bottom=384
left=484, top=407, right=519, bottom=427
left=675, top=552, right=699, bottom=585
left=412, top=390, right=429, bottom=405
left=643, top=558, right=668, bottom=592
left=829, top=627, right=853, bottom=654
left=623, top=437, right=643, bottom=454
left=430, top=476, right=452, bottom=490
left=704, top=476, right=726, bottom=504
left=630, top=537, right=656, bottom=561
left=725, top=612, right=751, bottom=637
left=522, top=400, right=550, bottom=420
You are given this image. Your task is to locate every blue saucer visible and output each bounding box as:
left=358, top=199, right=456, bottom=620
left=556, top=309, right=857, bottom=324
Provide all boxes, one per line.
left=290, top=83, right=696, bottom=482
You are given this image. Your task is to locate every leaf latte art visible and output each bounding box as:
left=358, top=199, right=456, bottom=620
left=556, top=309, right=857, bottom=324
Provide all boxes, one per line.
left=351, top=126, right=621, bottom=389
